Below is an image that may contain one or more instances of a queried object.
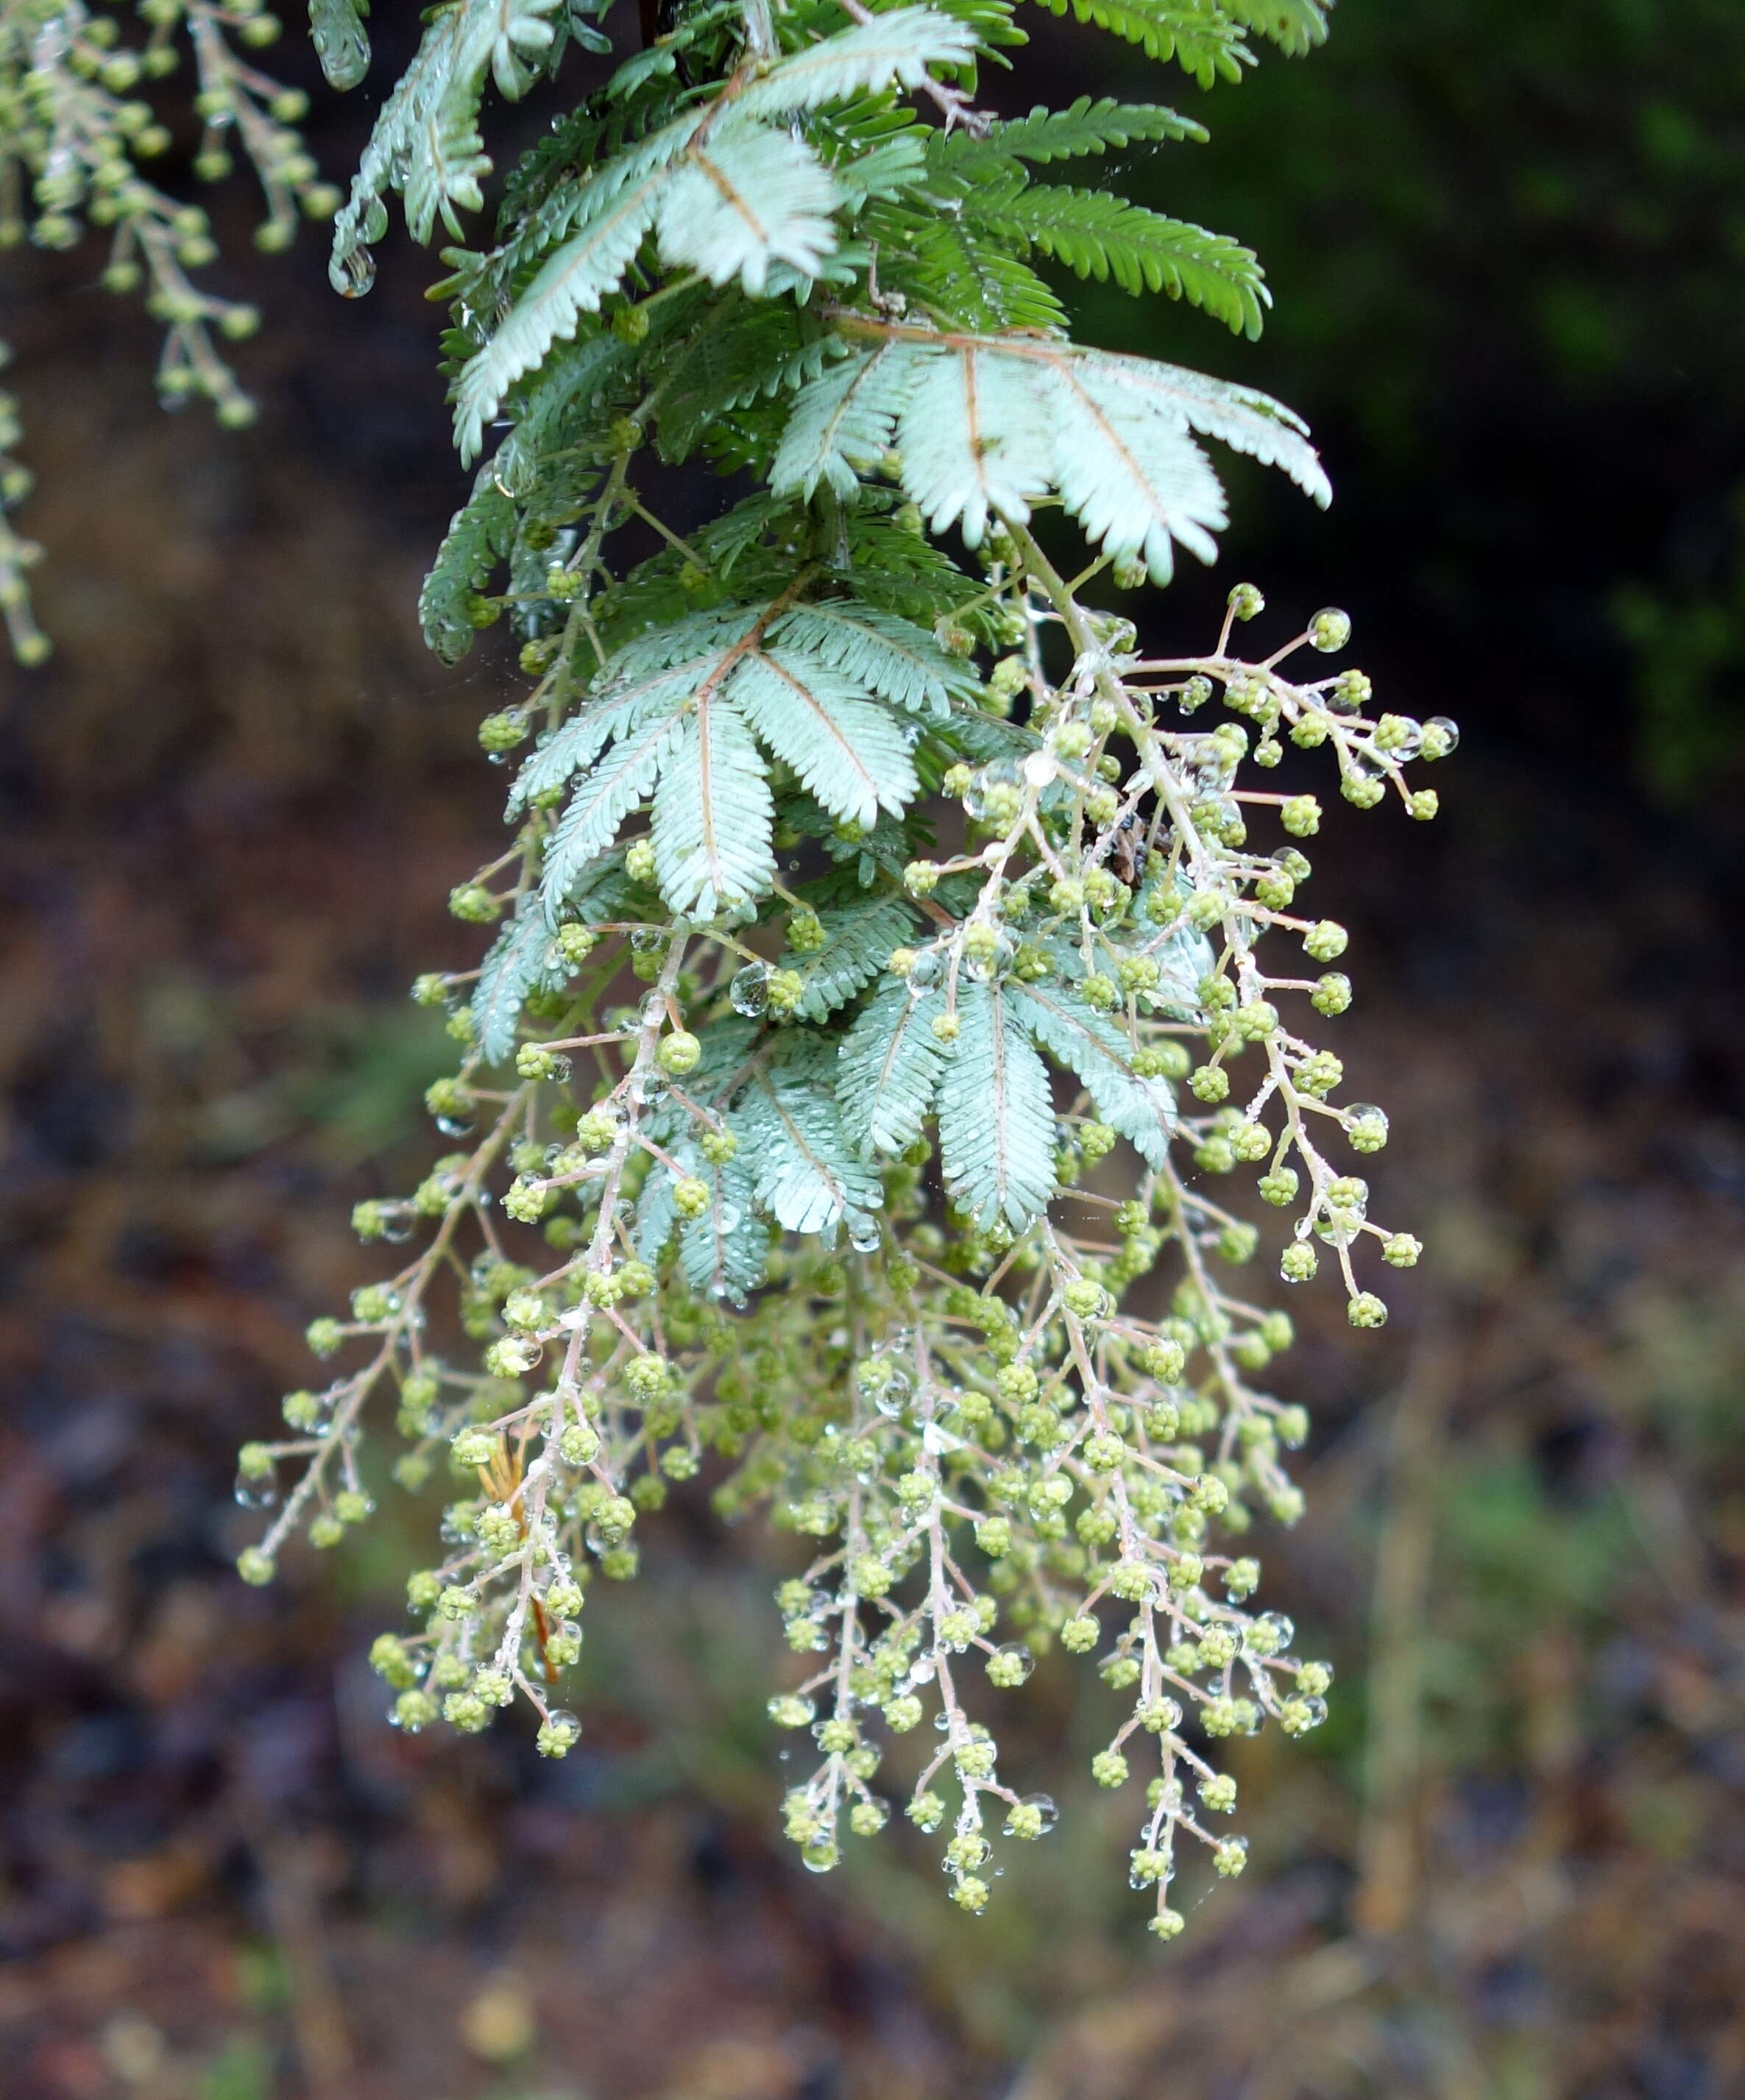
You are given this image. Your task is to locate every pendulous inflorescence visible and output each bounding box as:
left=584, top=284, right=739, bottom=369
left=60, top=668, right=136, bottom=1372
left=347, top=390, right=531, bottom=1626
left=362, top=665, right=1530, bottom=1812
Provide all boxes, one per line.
left=0, top=0, right=339, bottom=659
left=238, top=533, right=1452, bottom=1934
left=6, top=0, right=1452, bottom=1931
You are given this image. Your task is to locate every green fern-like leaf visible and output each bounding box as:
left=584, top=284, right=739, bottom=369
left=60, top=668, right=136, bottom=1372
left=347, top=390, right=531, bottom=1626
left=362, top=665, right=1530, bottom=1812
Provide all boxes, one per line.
left=1015, top=0, right=1253, bottom=82
left=737, top=7, right=980, bottom=118
left=1043, top=350, right=1231, bottom=577
left=491, top=331, right=633, bottom=492
left=873, top=205, right=1072, bottom=336
left=1015, top=981, right=1176, bottom=1166
left=471, top=904, right=562, bottom=1065
left=837, top=979, right=950, bottom=1155
left=420, top=469, right=517, bottom=664
left=938, top=980, right=1057, bottom=1230
left=768, top=601, right=978, bottom=717
left=736, top=1054, right=884, bottom=1236
left=508, top=671, right=689, bottom=817
left=654, top=301, right=842, bottom=463
left=656, top=127, right=841, bottom=295
left=531, top=605, right=933, bottom=919
left=404, top=99, right=492, bottom=248
left=461, top=0, right=564, bottom=101
left=784, top=897, right=921, bottom=1024
left=966, top=182, right=1268, bottom=336
left=451, top=148, right=679, bottom=458
left=1224, top=0, right=1329, bottom=57
left=769, top=342, right=918, bottom=500
left=308, top=0, right=370, bottom=91
left=679, top=1150, right=768, bottom=1299
left=896, top=344, right=1059, bottom=547
left=651, top=703, right=777, bottom=920
left=329, top=0, right=563, bottom=292
left=732, top=650, right=918, bottom=828
left=787, top=330, right=1331, bottom=574
left=930, top=97, right=1206, bottom=174
left=541, top=709, right=688, bottom=909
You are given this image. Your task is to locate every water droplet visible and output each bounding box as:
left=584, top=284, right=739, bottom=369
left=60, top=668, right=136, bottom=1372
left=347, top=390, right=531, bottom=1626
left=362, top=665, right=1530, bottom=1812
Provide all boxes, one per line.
left=848, top=1213, right=882, bottom=1255
left=905, top=946, right=943, bottom=991
left=336, top=247, right=377, bottom=298
left=1259, top=1611, right=1295, bottom=1650
left=963, top=762, right=1017, bottom=823
left=1010, top=1792, right=1058, bottom=1835
left=1425, top=715, right=1460, bottom=754
left=435, top=1113, right=475, bottom=1139
left=491, top=442, right=537, bottom=500
left=379, top=1213, right=414, bottom=1244
left=991, top=1642, right=1034, bottom=1684
left=233, top=1466, right=279, bottom=1510
left=1342, top=1102, right=1388, bottom=1145
left=729, top=962, right=770, bottom=1016
left=873, top=1369, right=913, bottom=1419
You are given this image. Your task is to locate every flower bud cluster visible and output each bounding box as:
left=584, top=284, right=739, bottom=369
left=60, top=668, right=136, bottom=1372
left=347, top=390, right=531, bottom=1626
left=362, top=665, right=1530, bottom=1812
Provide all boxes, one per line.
left=237, top=533, right=1445, bottom=1937
left=1, top=0, right=339, bottom=661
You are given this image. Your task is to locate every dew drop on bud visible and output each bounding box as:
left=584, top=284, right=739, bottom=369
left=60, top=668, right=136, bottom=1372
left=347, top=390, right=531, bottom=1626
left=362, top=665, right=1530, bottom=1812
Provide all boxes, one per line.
left=991, top=1641, right=1035, bottom=1685
left=1342, top=1103, right=1389, bottom=1146
left=537, top=1708, right=581, bottom=1756
left=233, top=1466, right=279, bottom=1510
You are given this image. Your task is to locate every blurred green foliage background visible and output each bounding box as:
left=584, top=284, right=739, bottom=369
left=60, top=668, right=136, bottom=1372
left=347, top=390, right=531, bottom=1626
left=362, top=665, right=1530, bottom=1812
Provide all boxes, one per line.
left=1, top=4, right=1741, bottom=2097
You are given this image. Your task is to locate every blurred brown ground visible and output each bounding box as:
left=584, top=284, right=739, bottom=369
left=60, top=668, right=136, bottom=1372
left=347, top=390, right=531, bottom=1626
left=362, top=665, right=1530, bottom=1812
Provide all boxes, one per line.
left=3, top=139, right=1745, bottom=2100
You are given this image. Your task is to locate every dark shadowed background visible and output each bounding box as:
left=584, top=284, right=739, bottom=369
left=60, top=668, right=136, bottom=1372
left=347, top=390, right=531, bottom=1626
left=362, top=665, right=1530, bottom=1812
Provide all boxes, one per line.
left=3, top=4, right=1744, bottom=2096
